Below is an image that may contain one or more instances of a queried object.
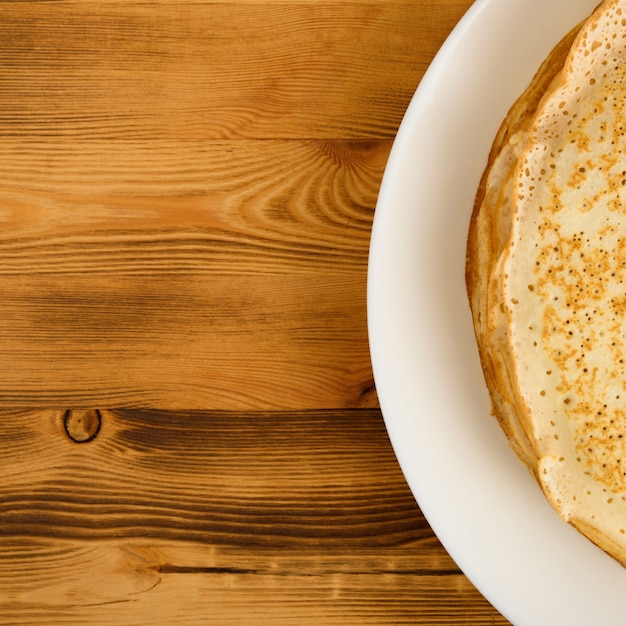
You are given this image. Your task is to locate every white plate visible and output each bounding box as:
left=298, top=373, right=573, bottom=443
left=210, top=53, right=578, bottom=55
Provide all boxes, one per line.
left=367, top=1, right=626, bottom=625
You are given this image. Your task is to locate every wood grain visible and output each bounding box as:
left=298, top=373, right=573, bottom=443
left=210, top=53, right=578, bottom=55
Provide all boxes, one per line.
left=0, top=139, right=386, bottom=275
left=0, top=273, right=374, bottom=408
left=0, top=139, right=384, bottom=409
left=0, top=0, right=512, bottom=624
left=0, top=408, right=509, bottom=625
left=0, top=2, right=466, bottom=140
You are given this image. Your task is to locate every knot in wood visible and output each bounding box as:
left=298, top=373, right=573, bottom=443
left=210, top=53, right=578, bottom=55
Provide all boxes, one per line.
left=64, top=409, right=102, bottom=443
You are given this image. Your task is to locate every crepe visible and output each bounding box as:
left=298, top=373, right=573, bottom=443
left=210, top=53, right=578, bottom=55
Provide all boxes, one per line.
left=467, top=0, right=626, bottom=566
left=467, top=21, right=583, bottom=472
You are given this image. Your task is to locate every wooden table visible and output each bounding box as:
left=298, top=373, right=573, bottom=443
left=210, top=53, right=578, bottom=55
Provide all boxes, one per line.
left=0, top=1, right=511, bottom=623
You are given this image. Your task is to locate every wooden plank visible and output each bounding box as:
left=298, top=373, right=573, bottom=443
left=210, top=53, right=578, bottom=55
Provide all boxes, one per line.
left=0, top=139, right=386, bottom=275
left=0, top=409, right=421, bottom=541
left=0, top=408, right=509, bottom=625
left=0, top=2, right=469, bottom=139
left=0, top=273, right=373, bottom=408
left=1, top=563, right=511, bottom=625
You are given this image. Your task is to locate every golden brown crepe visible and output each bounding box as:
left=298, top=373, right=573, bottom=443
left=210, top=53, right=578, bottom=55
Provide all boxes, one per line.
left=467, top=0, right=626, bottom=566
left=467, top=21, right=583, bottom=472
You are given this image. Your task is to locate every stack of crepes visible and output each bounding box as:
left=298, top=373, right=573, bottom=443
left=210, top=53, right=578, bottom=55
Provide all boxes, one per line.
left=467, top=0, right=626, bottom=566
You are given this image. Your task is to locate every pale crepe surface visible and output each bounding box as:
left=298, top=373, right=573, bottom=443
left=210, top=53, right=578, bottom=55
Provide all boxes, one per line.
left=467, top=22, right=582, bottom=472
left=468, top=0, right=626, bottom=566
